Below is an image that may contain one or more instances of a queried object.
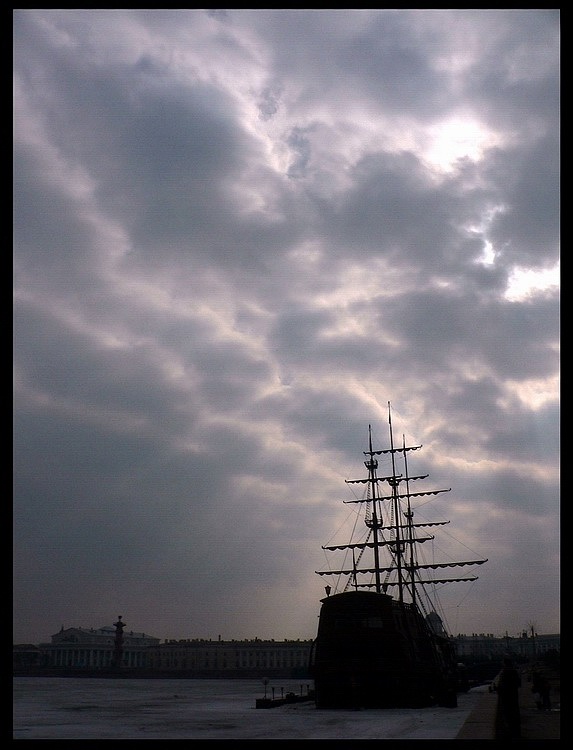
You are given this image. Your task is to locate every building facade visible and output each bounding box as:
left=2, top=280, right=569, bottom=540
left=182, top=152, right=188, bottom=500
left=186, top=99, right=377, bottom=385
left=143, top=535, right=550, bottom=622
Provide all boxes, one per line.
left=13, top=625, right=314, bottom=678
left=36, top=625, right=160, bottom=669
left=14, top=623, right=559, bottom=677
left=455, top=631, right=560, bottom=662
left=148, top=637, right=313, bottom=677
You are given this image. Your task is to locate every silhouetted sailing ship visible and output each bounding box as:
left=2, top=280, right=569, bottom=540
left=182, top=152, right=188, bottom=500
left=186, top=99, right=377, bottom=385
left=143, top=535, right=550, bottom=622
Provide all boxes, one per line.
left=311, top=403, right=487, bottom=708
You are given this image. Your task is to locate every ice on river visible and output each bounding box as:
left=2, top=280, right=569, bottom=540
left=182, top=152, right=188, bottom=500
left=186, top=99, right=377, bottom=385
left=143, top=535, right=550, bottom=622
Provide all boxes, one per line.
left=13, top=676, right=488, bottom=739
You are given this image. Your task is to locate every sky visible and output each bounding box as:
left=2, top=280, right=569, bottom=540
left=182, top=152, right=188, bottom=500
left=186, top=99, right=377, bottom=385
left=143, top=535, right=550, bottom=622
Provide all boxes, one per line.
left=13, top=9, right=559, bottom=646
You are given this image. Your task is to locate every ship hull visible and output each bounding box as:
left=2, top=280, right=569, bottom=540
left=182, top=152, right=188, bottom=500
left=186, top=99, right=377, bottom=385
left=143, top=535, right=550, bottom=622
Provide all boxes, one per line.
left=312, top=591, right=457, bottom=709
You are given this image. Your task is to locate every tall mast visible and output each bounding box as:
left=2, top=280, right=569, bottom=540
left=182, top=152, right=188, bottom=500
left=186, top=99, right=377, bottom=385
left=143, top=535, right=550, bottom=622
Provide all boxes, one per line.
left=388, top=402, right=404, bottom=603
left=366, top=424, right=382, bottom=594
left=402, top=433, right=416, bottom=606
left=315, top=406, right=488, bottom=602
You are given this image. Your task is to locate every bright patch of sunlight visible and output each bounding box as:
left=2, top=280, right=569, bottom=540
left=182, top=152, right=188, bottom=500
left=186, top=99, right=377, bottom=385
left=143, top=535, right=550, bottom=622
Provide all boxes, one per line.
left=423, top=116, right=502, bottom=173
left=505, top=264, right=559, bottom=301
left=501, top=374, right=559, bottom=411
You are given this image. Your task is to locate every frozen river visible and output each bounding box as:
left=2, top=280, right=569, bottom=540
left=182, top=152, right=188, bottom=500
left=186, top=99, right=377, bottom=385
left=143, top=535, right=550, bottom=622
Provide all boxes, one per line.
left=13, top=677, right=488, bottom=739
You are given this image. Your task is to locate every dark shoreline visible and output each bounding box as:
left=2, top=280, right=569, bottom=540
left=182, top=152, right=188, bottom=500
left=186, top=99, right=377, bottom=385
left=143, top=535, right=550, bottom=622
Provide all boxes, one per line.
left=13, top=667, right=313, bottom=680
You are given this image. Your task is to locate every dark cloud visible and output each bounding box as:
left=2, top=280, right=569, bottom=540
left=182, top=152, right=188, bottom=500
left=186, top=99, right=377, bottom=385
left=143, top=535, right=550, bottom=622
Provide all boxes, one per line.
left=13, top=10, right=559, bottom=644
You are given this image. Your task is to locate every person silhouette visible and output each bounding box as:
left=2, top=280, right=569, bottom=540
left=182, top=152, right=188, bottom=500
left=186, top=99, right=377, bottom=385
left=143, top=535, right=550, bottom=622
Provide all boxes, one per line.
left=495, top=657, right=521, bottom=739
left=531, top=671, right=552, bottom=711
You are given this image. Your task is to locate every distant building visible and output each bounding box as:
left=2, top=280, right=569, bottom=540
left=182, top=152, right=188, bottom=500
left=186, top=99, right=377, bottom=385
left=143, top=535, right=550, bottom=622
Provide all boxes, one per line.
left=13, top=625, right=313, bottom=678
left=14, top=623, right=559, bottom=677
left=454, top=631, right=560, bottom=662
left=12, top=644, right=42, bottom=669
left=149, top=637, right=313, bottom=678
left=36, top=624, right=160, bottom=669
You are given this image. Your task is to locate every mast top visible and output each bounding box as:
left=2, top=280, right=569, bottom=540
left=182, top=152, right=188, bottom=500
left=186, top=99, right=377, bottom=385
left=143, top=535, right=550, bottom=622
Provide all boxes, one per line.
left=316, top=406, right=488, bottom=614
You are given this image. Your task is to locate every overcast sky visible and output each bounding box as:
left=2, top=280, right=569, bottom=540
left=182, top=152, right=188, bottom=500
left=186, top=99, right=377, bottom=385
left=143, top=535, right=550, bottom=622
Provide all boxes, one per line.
left=13, top=9, right=559, bottom=646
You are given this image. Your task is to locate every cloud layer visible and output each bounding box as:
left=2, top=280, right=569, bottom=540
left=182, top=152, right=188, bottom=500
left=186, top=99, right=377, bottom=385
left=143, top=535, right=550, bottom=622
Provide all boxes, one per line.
left=13, top=10, right=559, bottom=644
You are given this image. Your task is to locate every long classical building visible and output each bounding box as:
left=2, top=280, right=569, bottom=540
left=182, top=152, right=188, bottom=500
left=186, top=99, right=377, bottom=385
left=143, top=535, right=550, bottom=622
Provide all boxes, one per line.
left=14, top=621, right=560, bottom=678
left=38, top=624, right=160, bottom=669
left=454, top=631, right=561, bottom=662
left=13, top=623, right=314, bottom=678
left=150, top=637, right=313, bottom=677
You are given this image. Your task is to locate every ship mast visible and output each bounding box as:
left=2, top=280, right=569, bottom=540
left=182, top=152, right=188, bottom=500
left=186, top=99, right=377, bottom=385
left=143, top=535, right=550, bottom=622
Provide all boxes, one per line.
left=366, top=424, right=383, bottom=594
left=402, top=431, right=417, bottom=607
left=387, top=403, right=405, bottom=603
left=315, top=403, right=488, bottom=607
